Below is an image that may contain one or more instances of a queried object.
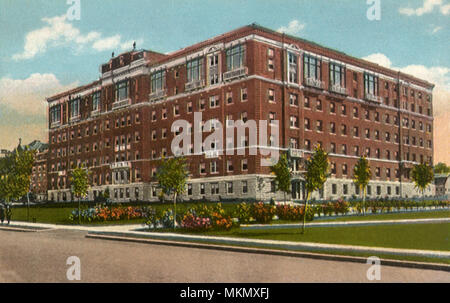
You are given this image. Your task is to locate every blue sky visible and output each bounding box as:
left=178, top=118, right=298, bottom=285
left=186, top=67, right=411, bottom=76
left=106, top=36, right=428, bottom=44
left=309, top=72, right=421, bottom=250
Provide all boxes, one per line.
left=0, top=0, right=449, bottom=162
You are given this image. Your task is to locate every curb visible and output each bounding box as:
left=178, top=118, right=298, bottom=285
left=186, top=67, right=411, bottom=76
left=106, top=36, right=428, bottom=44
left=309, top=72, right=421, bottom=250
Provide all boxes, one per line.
left=0, top=226, right=41, bottom=232
left=86, top=232, right=450, bottom=272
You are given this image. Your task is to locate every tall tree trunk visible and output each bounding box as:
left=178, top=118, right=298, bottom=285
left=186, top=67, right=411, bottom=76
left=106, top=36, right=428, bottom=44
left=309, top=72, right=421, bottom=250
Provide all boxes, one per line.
left=302, top=191, right=311, bottom=234
left=173, top=192, right=177, bottom=230
left=363, top=187, right=366, bottom=216
left=78, top=197, right=81, bottom=225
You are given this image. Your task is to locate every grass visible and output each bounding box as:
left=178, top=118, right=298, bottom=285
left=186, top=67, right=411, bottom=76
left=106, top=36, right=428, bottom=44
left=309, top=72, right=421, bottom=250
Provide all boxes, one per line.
left=155, top=222, right=450, bottom=251
left=315, top=210, right=450, bottom=222
left=10, top=201, right=241, bottom=225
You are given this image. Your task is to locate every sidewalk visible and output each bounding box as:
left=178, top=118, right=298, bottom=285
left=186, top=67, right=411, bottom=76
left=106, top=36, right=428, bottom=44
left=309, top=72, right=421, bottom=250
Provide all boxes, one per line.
left=3, top=218, right=450, bottom=264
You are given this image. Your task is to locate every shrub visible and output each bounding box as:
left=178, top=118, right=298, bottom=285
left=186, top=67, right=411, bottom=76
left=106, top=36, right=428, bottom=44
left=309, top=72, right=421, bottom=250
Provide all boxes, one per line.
left=275, top=204, right=303, bottom=221
left=251, top=202, right=275, bottom=224
left=334, top=199, right=350, bottom=215
left=235, top=202, right=252, bottom=225
left=181, top=211, right=212, bottom=231
left=144, top=207, right=160, bottom=230
left=160, top=209, right=176, bottom=229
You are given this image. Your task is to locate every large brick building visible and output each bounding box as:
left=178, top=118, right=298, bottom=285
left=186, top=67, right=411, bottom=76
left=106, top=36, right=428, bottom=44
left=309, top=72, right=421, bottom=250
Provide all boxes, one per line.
left=46, top=24, right=435, bottom=202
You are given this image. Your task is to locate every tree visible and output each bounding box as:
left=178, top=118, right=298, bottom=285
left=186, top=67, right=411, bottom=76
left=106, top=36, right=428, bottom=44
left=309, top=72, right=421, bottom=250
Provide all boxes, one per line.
left=270, top=153, right=291, bottom=204
left=302, top=145, right=329, bottom=233
left=156, top=156, right=189, bottom=229
left=434, top=162, right=450, bottom=174
left=70, top=166, right=90, bottom=225
left=0, top=143, right=35, bottom=204
left=411, top=162, right=434, bottom=199
left=353, top=156, right=371, bottom=215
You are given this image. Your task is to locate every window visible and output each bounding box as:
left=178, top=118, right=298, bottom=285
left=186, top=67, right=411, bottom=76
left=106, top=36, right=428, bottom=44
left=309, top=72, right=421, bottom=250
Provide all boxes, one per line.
left=364, top=73, right=379, bottom=96
left=186, top=57, right=204, bottom=83
left=330, top=143, right=336, bottom=153
left=341, top=105, right=347, bottom=116
left=290, top=116, right=298, bottom=129
left=70, top=98, right=80, bottom=118
left=50, top=105, right=61, bottom=124
left=241, top=159, right=248, bottom=171
left=241, top=88, right=248, bottom=102
left=316, top=120, right=323, bottom=132
left=353, top=126, right=359, bottom=137
left=226, top=91, right=233, bottom=104
left=242, top=181, right=248, bottom=194
left=211, top=183, right=219, bottom=195
left=199, top=99, right=206, bottom=111
left=304, top=97, right=310, bottom=108
left=210, top=95, right=220, bottom=108
left=151, top=70, right=165, bottom=92
left=290, top=138, right=298, bottom=149
left=227, top=182, right=233, bottom=194
left=305, top=139, right=311, bottom=151
left=227, top=160, right=234, bottom=172
left=268, top=58, right=274, bottom=71
left=332, top=184, right=337, bottom=195
left=115, top=81, right=129, bottom=101
left=92, top=92, right=100, bottom=112
left=289, top=94, right=298, bottom=106
left=268, top=89, right=275, bottom=102
left=288, top=52, right=298, bottom=83
left=303, top=117, right=309, bottom=130
left=330, top=122, right=336, bottom=134
left=304, top=54, right=321, bottom=80
left=329, top=63, right=345, bottom=87
left=226, top=44, right=245, bottom=71
left=353, top=107, right=358, bottom=118
left=208, top=54, right=219, bottom=85
left=269, top=112, right=276, bottom=125
left=330, top=102, right=336, bottom=113
left=210, top=161, right=218, bottom=174
left=173, top=105, right=180, bottom=116
left=341, top=124, right=347, bottom=136
left=316, top=99, right=323, bottom=111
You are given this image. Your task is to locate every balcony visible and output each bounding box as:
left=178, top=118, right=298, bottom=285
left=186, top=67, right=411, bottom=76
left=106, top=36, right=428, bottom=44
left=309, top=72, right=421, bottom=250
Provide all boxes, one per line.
left=149, top=89, right=167, bottom=102
left=289, top=149, right=304, bottom=158
left=205, top=150, right=220, bottom=158
left=110, top=161, right=131, bottom=170
left=112, top=98, right=131, bottom=109
left=304, top=77, right=324, bottom=89
left=91, top=109, right=100, bottom=117
left=50, top=121, right=61, bottom=128
left=223, top=66, right=248, bottom=81
left=365, top=93, right=382, bottom=103
left=329, top=83, right=347, bottom=95
left=69, top=115, right=81, bottom=123
left=185, top=79, right=205, bottom=92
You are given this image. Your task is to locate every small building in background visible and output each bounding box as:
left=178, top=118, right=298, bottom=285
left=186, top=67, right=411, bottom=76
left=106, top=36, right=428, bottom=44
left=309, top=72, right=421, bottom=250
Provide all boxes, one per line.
left=434, top=173, right=450, bottom=198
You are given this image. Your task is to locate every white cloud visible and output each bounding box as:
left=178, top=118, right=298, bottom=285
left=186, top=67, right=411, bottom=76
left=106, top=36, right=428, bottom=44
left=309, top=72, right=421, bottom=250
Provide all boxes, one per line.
left=277, top=20, right=305, bottom=36
left=362, top=53, right=393, bottom=68
left=440, top=3, right=450, bottom=14
left=120, top=38, right=144, bottom=51
left=92, top=35, right=121, bottom=51
left=13, top=15, right=144, bottom=60
left=399, top=0, right=449, bottom=16
left=0, top=73, right=78, bottom=115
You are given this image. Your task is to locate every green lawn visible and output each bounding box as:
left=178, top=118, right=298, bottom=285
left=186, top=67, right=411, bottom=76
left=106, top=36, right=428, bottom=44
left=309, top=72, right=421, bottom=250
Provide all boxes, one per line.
left=315, top=210, right=450, bottom=222
left=165, top=222, right=450, bottom=252
left=9, top=201, right=241, bottom=225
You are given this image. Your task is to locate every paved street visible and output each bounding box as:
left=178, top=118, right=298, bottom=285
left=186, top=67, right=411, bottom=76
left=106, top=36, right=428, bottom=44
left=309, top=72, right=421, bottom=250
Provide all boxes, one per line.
left=0, top=229, right=448, bottom=283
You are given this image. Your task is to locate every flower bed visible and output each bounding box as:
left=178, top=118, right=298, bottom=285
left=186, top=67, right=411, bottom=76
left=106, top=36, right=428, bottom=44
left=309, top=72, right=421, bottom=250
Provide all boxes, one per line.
left=69, top=204, right=147, bottom=222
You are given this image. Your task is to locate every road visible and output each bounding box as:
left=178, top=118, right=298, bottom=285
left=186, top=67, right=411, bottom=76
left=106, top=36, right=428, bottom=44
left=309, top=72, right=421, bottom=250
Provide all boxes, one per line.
left=0, top=229, right=448, bottom=282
